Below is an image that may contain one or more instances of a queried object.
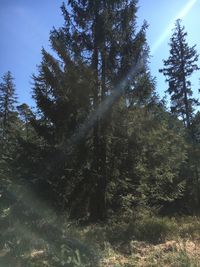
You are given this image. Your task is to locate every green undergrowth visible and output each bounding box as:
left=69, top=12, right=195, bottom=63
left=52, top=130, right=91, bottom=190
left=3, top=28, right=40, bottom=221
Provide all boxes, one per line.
left=0, top=205, right=200, bottom=266
left=0, top=202, right=99, bottom=267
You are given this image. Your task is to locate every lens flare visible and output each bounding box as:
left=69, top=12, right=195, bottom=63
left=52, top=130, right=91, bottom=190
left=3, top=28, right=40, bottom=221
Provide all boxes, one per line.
left=151, top=0, right=197, bottom=54
left=62, top=54, right=146, bottom=155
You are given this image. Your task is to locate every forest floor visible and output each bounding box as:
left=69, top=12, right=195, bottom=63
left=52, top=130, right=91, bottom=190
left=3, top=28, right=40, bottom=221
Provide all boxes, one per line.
left=0, top=206, right=200, bottom=266
left=71, top=214, right=200, bottom=267
left=99, top=237, right=200, bottom=266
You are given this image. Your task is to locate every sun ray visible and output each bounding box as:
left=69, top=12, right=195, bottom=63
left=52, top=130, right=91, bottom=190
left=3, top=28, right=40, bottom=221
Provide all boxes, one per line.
left=151, top=0, right=197, bottom=54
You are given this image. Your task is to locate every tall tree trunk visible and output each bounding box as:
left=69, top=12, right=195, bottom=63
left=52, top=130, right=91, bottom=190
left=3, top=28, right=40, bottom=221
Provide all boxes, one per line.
left=89, top=5, right=107, bottom=221
left=183, top=81, right=190, bottom=129
left=180, top=41, right=190, bottom=129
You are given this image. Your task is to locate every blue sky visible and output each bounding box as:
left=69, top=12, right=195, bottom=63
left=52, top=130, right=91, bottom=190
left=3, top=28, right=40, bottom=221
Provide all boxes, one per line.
left=0, top=0, right=199, bottom=107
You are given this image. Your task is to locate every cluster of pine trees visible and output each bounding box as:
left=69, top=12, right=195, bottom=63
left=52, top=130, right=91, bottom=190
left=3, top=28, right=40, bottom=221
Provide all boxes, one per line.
left=1, top=0, right=200, bottom=222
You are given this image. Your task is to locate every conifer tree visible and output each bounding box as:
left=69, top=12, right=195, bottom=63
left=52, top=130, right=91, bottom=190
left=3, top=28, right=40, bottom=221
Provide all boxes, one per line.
left=0, top=72, right=19, bottom=217
left=0, top=71, right=17, bottom=140
left=159, top=19, right=199, bottom=128
left=160, top=20, right=200, bottom=213
left=17, top=103, right=33, bottom=140
left=192, top=111, right=200, bottom=143
left=31, top=0, right=154, bottom=220
left=59, top=0, right=153, bottom=220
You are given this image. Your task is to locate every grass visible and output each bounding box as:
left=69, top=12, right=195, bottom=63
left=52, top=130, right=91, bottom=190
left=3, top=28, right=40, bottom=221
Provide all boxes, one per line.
left=60, top=210, right=200, bottom=267
left=0, top=205, right=200, bottom=266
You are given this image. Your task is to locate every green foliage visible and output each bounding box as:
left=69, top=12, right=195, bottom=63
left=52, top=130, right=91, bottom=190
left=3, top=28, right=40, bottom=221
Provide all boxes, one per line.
left=0, top=194, right=99, bottom=267
left=0, top=71, right=18, bottom=139
left=127, top=215, right=176, bottom=244
left=160, top=20, right=200, bottom=210
left=176, top=217, right=200, bottom=239
left=159, top=19, right=199, bottom=128
left=107, top=103, right=187, bottom=212
left=27, top=0, right=155, bottom=220
left=1, top=2, right=200, bottom=267
left=1, top=1, right=200, bottom=232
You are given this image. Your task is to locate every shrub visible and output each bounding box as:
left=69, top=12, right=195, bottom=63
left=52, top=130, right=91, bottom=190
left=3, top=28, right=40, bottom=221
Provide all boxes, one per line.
left=126, top=214, right=177, bottom=244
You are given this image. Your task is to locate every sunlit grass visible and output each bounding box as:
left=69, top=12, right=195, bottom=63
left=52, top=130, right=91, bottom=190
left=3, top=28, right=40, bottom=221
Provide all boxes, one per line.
left=1, top=193, right=200, bottom=267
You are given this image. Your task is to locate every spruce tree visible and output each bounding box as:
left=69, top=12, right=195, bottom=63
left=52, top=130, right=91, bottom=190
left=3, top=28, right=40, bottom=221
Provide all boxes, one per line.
left=0, top=71, right=18, bottom=188
left=59, top=0, right=153, bottom=220
left=31, top=0, right=154, bottom=220
left=17, top=103, right=33, bottom=140
left=160, top=20, right=200, bottom=212
left=0, top=72, right=19, bottom=219
left=159, top=19, right=199, bottom=128
left=192, top=111, right=200, bottom=143
left=0, top=71, right=17, bottom=140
